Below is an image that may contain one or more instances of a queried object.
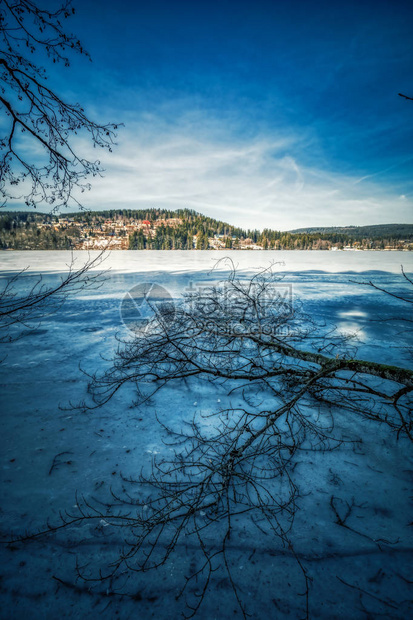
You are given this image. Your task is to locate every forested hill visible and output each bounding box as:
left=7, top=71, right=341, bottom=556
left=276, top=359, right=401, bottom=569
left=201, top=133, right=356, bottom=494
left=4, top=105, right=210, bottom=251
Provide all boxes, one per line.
left=0, top=209, right=412, bottom=250
left=289, top=224, right=413, bottom=240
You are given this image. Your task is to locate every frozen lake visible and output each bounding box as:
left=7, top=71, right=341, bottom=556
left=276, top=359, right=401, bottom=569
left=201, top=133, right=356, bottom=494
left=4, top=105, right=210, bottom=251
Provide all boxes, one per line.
left=1, top=248, right=412, bottom=274
left=0, top=250, right=412, bottom=619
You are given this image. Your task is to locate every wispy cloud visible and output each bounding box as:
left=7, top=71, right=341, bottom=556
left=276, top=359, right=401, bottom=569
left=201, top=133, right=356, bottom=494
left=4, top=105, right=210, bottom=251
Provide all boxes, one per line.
left=353, top=156, right=413, bottom=186
left=68, top=111, right=413, bottom=230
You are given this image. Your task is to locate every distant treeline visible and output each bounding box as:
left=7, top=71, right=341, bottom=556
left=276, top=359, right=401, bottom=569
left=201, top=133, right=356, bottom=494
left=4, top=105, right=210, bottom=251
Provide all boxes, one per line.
left=0, top=212, right=74, bottom=250
left=0, top=209, right=412, bottom=250
left=289, top=224, right=413, bottom=240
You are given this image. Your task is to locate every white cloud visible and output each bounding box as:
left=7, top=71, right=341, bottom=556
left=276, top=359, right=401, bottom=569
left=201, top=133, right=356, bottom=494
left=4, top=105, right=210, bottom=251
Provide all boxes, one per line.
left=71, top=112, right=413, bottom=230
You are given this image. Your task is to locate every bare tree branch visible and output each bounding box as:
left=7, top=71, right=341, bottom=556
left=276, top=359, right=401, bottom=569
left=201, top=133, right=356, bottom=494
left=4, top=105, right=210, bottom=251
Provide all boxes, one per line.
left=0, top=0, right=119, bottom=209
left=0, top=248, right=108, bottom=344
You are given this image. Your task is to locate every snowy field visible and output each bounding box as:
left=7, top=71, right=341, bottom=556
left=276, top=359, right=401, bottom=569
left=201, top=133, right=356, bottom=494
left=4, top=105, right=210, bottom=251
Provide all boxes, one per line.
left=1, top=250, right=413, bottom=619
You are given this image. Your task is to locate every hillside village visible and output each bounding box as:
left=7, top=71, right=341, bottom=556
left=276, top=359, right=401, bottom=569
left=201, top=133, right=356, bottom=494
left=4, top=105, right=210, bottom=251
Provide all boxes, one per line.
left=21, top=214, right=272, bottom=250
left=1, top=209, right=412, bottom=251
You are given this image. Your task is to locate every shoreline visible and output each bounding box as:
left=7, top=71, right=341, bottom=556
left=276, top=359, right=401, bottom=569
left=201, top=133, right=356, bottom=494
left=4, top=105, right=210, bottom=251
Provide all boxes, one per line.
left=1, top=247, right=412, bottom=252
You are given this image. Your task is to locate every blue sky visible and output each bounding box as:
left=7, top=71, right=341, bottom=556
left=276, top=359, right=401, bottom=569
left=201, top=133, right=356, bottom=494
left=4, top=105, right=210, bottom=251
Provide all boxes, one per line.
left=17, top=0, right=413, bottom=228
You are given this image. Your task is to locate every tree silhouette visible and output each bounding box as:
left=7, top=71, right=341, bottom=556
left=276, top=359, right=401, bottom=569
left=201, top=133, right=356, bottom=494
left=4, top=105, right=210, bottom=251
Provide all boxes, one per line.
left=0, top=249, right=108, bottom=347
left=0, top=0, right=118, bottom=210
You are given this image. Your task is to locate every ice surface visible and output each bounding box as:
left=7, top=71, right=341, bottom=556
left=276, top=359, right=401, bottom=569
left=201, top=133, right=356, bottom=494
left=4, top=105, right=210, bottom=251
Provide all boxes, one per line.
left=1, top=248, right=412, bottom=275
left=0, top=251, right=412, bottom=619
